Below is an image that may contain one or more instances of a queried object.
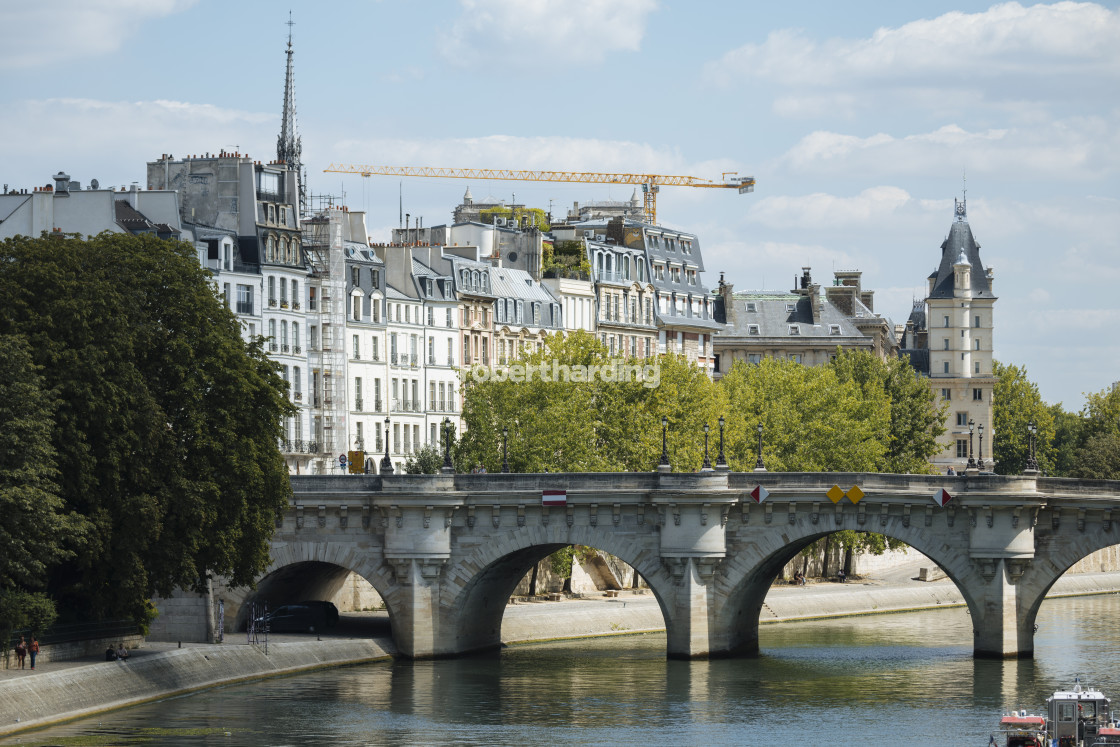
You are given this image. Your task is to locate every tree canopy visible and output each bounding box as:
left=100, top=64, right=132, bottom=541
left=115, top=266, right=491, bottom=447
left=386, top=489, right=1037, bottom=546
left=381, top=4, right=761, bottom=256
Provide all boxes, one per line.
left=457, top=335, right=945, bottom=474
left=0, top=232, right=294, bottom=627
left=992, top=360, right=1057, bottom=475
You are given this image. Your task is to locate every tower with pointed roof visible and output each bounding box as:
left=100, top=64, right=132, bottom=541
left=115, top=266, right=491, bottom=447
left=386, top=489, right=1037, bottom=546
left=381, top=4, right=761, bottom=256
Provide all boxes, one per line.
left=922, top=195, right=997, bottom=471
left=277, top=15, right=304, bottom=213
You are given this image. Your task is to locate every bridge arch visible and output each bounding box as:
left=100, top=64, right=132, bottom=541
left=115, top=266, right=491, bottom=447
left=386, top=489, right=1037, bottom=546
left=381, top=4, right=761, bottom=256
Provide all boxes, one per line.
left=226, top=540, right=401, bottom=634
left=440, top=523, right=675, bottom=655
left=714, top=513, right=984, bottom=656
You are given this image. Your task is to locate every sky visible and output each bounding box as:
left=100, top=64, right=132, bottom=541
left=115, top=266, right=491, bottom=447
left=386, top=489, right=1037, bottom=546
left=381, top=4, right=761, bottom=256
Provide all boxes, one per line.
left=1, top=0, right=1117, bottom=409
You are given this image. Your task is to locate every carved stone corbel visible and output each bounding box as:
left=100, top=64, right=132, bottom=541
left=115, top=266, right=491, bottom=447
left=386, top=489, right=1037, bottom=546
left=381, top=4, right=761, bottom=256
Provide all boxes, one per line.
left=1104, top=509, right=1112, bottom=532
left=613, top=503, right=622, bottom=527
left=295, top=504, right=304, bottom=530
left=701, top=503, right=710, bottom=526
left=984, top=506, right=993, bottom=529
left=695, top=558, right=724, bottom=581
left=902, top=504, right=911, bottom=528
left=589, top=503, right=599, bottom=527
left=517, top=504, right=526, bottom=528
left=661, top=556, right=687, bottom=581
left=542, top=506, right=550, bottom=526
left=968, top=507, right=978, bottom=528
left=811, top=502, right=820, bottom=525
left=720, top=505, right=730, bottom=528
left=975, top=557, right=997, bottom=581
left=741, top=502, right=751, bottom=524
left=787, top=502, right=797, bottom=526
left=764, top=503, right=773, bottom=524
left=858, top=503, right=867, bottom=526
left=444, top=507, right=456, bottom=529
left=339, top=505, right=348, bottom=529
left=1052, top=507, right=1061, bottom=530
left=318, top=505, right=327, bottom=528
left=924, top=505, right=933, bottom=527
left=671, top=503, right=681, bottom=526
left=946, top=505, right=955, bottom=527
left=492, top=504, right=502, bottom=529
left=636, top=504, right=645, bottom=526
left=362, top=504, right=371, bottom=530
left=1077, top=509, right=1086, bottom=532
left=467, top=505, right=476, bottom=528
left=880, top=504, right=890, bottom=527
left=1012, top=506, right=1022, bottom=529
left=835, top=502, right=844, bottom=526
left=423, top=505, right=433, bottom=529
left=377, top=506, right=389, bottom=529
left=566, top=505, right=575, bottom=527
left=1007, top=559, right=1029, bottom=583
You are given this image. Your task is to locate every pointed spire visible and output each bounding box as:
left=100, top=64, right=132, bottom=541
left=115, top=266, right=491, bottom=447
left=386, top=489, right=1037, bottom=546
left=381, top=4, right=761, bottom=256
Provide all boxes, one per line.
left=277, top=12, right=304, bottom=208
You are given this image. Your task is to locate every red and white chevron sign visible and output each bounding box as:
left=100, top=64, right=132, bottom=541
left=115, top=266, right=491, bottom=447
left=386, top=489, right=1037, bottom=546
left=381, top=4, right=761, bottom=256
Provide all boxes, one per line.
left=749, top=485, right=769, bottom=504
left=932, top=488, right=953, bottom=508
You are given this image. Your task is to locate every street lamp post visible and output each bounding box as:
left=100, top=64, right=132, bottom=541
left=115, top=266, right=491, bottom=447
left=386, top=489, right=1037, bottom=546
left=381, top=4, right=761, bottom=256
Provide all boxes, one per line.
left=715, top=416, right=729, bottom=471
left=701, top=423, right=712, bottom=471
left=380, top=417, right=393, bottom=475
left=977, top=423, right=986, bottom=471
left=658, top=416, right=670, bottom=472
left=1025, top=420, right=1039, bottom=474
left=967, top=419, right=977, bottom=471
left=501, top=425, right=510, bottom=473
left=754, top=422, right=766, bottom=472
left=441, top=417, right=454, bottom=474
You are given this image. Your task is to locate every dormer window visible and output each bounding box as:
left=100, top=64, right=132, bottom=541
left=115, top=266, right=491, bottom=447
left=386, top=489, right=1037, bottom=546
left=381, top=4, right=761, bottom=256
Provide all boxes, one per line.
left=747, top=302, right=757, bottom=312
left=786, top=303, right=796, bottom=313
left=829, top=325, right=841, bottom=335
left=747, top=324, right=760, bottom=335
left=788, top=325, right=800, bottom=335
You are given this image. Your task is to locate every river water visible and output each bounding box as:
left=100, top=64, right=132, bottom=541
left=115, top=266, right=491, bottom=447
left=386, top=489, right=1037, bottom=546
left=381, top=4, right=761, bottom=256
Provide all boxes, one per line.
left=7, top=594, right=1120, bottom=746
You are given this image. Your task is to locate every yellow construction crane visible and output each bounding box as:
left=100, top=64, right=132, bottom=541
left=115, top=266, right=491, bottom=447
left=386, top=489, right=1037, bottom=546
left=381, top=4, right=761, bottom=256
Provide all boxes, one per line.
left=322, top=163, right=755, bottom=225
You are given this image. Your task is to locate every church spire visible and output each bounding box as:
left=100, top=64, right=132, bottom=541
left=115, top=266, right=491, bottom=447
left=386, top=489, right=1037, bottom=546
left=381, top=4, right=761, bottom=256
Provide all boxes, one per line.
left=277, top=12, right=304, bottom=210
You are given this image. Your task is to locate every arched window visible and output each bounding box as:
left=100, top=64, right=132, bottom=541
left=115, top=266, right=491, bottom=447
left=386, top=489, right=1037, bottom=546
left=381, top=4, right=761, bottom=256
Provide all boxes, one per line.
left=266, top=235, right=276, bottom=262
left=268, top=319, right=276, bottom=341
left=292, top=323, right=300, bottom=349
left=279, top=237, right=289, bottom=263
left=291, top=238, right=300, bottom=264
left=281, top=320, right=288, bottom=345
left=291, top=280, right=298, bottom=306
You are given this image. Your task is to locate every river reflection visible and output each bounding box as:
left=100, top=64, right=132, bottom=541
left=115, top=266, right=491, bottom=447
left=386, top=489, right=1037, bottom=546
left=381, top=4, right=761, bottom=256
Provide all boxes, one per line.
left=6, top=595, right=1119, bottom=746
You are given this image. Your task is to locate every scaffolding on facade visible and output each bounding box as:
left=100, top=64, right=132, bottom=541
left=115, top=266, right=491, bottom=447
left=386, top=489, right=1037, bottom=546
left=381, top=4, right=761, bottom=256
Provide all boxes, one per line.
left=302, top=208, right=348, bottom=472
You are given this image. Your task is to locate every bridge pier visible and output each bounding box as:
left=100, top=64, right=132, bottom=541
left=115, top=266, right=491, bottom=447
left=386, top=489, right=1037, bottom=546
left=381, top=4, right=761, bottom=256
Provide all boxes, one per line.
left=968, top=501, right=1040, bottom=659
left=664, top=557, right=721, bottom=659
left=971, top=557, right=1034, bottom=659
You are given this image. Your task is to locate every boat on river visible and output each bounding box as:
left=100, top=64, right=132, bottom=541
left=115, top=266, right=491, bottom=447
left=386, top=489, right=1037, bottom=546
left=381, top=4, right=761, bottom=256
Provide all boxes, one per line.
left=995, top=678, right=1120, bottom=747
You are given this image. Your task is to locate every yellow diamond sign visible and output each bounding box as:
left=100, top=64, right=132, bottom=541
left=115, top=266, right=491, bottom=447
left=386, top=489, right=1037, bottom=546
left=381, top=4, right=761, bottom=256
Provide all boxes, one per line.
left=846, top=485, right=865, bottom=504
left=826, top=485, right=845, bottom=504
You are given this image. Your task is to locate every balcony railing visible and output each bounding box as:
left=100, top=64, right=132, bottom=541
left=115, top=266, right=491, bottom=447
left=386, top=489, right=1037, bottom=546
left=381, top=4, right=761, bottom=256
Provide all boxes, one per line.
left=269, top=343, right=278, bottom=352
left=294, top=391, right=303, bottom=401
left=294, top=345, right=301, bottom=354
left=269, top=299, right=278, bottom=308
left=281, top=344, right=289, bottom=353
left=278, top=439, right=322, bottom=454
left=235, top=302, right=254, bottom=315
left=373, top=400, right=383, bottom=412
left=293, top=301, right=301, bottom=310
left=355, top=399, right=364, bottom=411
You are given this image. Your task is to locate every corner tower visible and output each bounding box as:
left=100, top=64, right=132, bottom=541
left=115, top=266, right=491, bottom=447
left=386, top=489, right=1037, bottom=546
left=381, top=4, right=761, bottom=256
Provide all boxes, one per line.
left=926, top=196, right=997, bottom=471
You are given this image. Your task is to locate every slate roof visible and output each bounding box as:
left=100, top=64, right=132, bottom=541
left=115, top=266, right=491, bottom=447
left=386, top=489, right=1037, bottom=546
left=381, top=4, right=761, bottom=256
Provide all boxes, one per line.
left=899, top=348, right=930, bottom=375
left=928, top=220, right=995, bottom=299
left=489, top=266, right=558, bottom=305
left=411, top=258, right=456, bottom=302
left=722, top=292, right=868, bottom=339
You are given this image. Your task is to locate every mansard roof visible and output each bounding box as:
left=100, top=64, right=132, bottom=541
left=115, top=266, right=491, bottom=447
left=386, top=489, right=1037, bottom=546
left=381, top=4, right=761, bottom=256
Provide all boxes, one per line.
left=928, top=220, right=995, bottom=300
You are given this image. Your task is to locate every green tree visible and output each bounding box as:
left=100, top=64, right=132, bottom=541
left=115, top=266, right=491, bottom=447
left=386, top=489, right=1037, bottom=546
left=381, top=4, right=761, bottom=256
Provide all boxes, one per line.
left=1071, top=384, right=1120, bottom=478
left=1049, top=404, right=1085, bottom=476
left=830, top=350, right=946, bottom=473
left=719, top=358, right=888, bottom=472
left=404, top=444, right=444, bottom=475
left=992, top=361, right=1056, bottom=475
left=0, top=233, right=294, bottom=627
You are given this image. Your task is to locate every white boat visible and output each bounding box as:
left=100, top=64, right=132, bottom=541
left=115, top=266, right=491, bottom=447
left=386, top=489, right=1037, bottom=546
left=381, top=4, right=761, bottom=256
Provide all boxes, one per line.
left=995, top=678, right=1120, bottom=747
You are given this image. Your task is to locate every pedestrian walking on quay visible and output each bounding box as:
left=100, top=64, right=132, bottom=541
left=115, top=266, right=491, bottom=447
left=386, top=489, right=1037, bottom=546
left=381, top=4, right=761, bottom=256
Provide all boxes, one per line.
left=29, top=637, right=39, bottom=670
left=14, top=636, right=27, bottom=669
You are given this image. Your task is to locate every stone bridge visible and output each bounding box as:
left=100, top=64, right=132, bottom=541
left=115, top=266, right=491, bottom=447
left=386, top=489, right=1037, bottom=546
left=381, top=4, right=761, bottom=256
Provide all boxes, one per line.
left=226, top=471, right=1120, bottom=660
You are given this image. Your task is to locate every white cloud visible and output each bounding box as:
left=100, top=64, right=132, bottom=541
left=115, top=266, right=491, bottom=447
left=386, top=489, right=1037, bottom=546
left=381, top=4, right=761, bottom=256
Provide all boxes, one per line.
left=780, top=119, right=1119, bottom=180
left=0, top=0, right=196, bottom=68
left=705, top=2, right=1120, bottom=108
left=747, top=186, right=916, bottom=230
left=439, top=0, right=657, bottom=67
left=0, top=98, right=273, bottom=188
left=326, top=134, right=689, bottom=175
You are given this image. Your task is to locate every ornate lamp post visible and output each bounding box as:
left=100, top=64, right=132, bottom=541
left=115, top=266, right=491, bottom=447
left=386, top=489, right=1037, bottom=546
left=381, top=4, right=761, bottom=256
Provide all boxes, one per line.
left=1025, top=420, right=1039, bottom=474
left=701, top=423, right=712, bottom=471
left=501, top=425, right=510, bottom=473
left=754, top=422, right=766, bottom=472
left=441, top=417, right=454, bottom=474
left=967, top=419, right=977, bottom=471
left=977, top=423, right=986, bottom=471
left=380, top=417, right=394, bottom=475
left=715, top=416, right=729, bottom=471
left=658, top=416, right=670, bottom=472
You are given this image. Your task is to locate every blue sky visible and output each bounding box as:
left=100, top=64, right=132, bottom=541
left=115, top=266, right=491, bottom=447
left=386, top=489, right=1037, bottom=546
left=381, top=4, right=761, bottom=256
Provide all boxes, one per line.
left=2, top=0, right=1117, bottom=409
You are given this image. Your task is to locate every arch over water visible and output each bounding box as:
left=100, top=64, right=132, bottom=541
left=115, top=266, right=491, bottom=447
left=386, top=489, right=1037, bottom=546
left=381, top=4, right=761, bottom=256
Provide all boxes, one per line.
left=442, top=524, right=675, bottom=655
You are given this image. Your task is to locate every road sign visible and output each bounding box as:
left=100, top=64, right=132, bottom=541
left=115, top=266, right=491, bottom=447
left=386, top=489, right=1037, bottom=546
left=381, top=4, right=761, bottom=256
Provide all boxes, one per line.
left=749, top=485, right=769, bottom=504
left=826, top=485, right=845, bottom=504
left=932, top=488, right=953, bottom=507
left=846, top=485, right=865, bottom=504
left=339, top=454, right=347, bottom=466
